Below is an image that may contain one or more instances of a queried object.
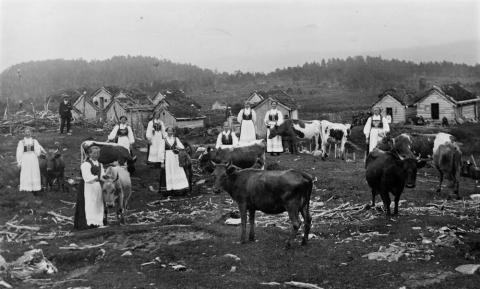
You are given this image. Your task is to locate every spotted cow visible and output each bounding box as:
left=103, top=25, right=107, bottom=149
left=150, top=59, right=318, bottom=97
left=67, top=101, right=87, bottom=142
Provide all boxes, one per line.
left=320, top=120, right=352, bottom=160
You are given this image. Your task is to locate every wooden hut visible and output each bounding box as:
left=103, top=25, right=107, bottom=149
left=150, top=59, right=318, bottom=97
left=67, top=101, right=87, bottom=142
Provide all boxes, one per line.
left=152, top=91, right=205, bottom=129
left=248, top=90, right=298, bottom=137
left=372, top=89, right=407, bottom=124
left=413, top=85, right=480, bottom=123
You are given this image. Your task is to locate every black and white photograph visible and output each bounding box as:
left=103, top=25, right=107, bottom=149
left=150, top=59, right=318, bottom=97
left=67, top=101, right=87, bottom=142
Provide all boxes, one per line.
left=0, top=0, right=479, bottom=288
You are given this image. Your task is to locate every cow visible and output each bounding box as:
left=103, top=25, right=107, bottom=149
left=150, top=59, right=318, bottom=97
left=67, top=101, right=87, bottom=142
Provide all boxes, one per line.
left=433, top=142, right=462, bottom=199
left=199, top=141, right=266, bottom=173
left=178, top=150, right=193, bottom=194
left=365, top=149, right=426, bottom=216
left=39, top=148, right=65, bottom=192
left=81, top=141, right=136, bottom=174
left=320, top=120, right=352, bottom=160
left=212, top=162, right=313, bottom=248
left=461, top=161, right=480, bottom=180
left=99, top=145, right=136, bottom=174
left=267, top=119, right=322, bottom=154
left=102, top=165, right=132, bottom=224
left=384, top=132, right=455, bottom=159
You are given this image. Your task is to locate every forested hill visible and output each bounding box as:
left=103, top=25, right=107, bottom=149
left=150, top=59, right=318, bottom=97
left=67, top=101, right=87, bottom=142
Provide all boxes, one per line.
left=0, top=56, right=216, bottom=101
left=1, top=55, right=479, bottom=112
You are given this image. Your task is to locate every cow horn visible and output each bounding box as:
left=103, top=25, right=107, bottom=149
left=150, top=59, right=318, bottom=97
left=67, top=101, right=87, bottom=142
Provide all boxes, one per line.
left=54, top=148, right=59, bottom=154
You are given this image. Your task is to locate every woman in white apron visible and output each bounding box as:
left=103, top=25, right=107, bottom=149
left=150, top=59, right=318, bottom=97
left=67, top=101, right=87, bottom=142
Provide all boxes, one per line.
left=363, top=107, right=390, bottom=152
left=237, top=103, right=256, bottom=145
left=108, top=115, right=135, bottom=153
left=216, top=122, right=239, bottom=149
left=16, top=127, right=45, bottom=193
left=163, top=127, right=189, bottom=192
left=264, top=101, right=284, bottom=155
left=146, top=111, right=166, bottom=166
left=74, top=146, right=105, bottom=229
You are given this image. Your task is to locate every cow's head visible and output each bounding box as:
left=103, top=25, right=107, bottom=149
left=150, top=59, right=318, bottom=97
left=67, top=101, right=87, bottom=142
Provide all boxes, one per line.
left=44, top=148, right=62, bottom=172
left=211, top=160, right=238, bottom=194
left=400, top=155, right=427, bottom=188
left=199, top=147, right=217, bottom=173
left=102, top=167, right=119, bottom=208
left=345, top=123, right=352, bottom=137
left=269, top=120, right=296, bottom=139
left=392, top=134, right=416, bottom=159
left=461, top=161, right=472, bottom=177
left=268, top=125, right=280, bottom=139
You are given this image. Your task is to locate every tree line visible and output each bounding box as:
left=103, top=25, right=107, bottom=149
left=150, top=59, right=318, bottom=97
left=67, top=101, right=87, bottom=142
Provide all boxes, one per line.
left=1, top=55, right=479, bottom=109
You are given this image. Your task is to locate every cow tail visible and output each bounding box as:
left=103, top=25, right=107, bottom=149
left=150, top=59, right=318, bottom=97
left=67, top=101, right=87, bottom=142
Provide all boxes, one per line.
left=301, top=172, right=314, bottom=210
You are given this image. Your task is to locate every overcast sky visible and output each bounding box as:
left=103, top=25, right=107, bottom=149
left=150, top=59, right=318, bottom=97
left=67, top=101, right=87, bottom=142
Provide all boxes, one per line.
left=1, top=0, right=479, bottom=73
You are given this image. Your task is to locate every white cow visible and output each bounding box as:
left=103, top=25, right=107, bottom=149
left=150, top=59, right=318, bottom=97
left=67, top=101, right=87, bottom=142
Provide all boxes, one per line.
left=320, top=120, right=352, bottom=160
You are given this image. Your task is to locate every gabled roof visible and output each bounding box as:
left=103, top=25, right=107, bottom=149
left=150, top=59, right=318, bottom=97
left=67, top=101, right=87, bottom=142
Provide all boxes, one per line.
left=153, top=90, right=204, bottom=119
left=373, top=89, right=406, bottom=106
left=103, top=86, right=121, bottom=96
left=47, top=89, right=84, bottom=105
left=441, top=83, right=477, bottom=102
left=251, top=90, right=297, bottom=110
left=413, top=85, right=456, bottom=105
left=412, top=84, right=480, bottom=106
left=163, top=103, right=205, bottom=120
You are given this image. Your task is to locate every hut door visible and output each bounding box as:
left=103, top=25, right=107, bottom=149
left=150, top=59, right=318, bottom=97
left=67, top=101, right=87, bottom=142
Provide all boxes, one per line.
left=431, top=103, right=439, bottom=119
left=386, top=107, right=393, bottom=117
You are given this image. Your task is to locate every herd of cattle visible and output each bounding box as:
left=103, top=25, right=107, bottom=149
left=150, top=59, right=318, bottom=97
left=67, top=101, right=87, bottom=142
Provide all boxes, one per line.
left=34, top=121, right=480, bottom=247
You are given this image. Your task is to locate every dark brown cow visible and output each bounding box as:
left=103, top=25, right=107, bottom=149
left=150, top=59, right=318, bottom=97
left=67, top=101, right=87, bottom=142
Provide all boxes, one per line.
left=98, top=145, right=136, bottom=174
left=212, top=162, right=313, bottom=248
left=433, top=142, right=461, bottom=199
left=39, top=149, right=65, bottom=192
left=366, top=149, right=426, bottom=216
left=199, top=141, right=265, bottom=173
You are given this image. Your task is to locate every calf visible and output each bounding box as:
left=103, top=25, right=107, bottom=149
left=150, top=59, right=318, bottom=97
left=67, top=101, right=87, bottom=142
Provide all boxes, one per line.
left=212, top=162, right=313, bottom=248
left=199, top=141, right=265, bottom=173
left=320, top=120, right=352, bottom=160
left=268, top=119, right=322, bottom=154
left=39, top=149, right=65, bottom=192
left=102, top=165, right=132, bottom=224
left=433, top=142, right=461, bottom=199
left=366, top=149, right=426, bottom=216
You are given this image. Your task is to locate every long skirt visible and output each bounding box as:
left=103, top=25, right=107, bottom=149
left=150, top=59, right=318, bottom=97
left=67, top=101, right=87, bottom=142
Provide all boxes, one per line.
left=84, top=182, right=104, bottom=226
left=368, top=128, right=384, bottom=152
left=147, top=133, right=165, bottom=164
left=73, top=181, right=88, bottom=230
left=165, top=151, right=189, bottom=191
left=239, top=120, right=256, bottom=145
left=19, top=152, right=41, bottom=192
left=266, top=129, right=283, bottom=153
left=117, top=136, right=131, bottom=152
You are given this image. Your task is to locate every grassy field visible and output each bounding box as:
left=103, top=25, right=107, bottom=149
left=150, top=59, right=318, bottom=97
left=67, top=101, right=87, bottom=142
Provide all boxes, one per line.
left=0, top=125, right=479, bottom=289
